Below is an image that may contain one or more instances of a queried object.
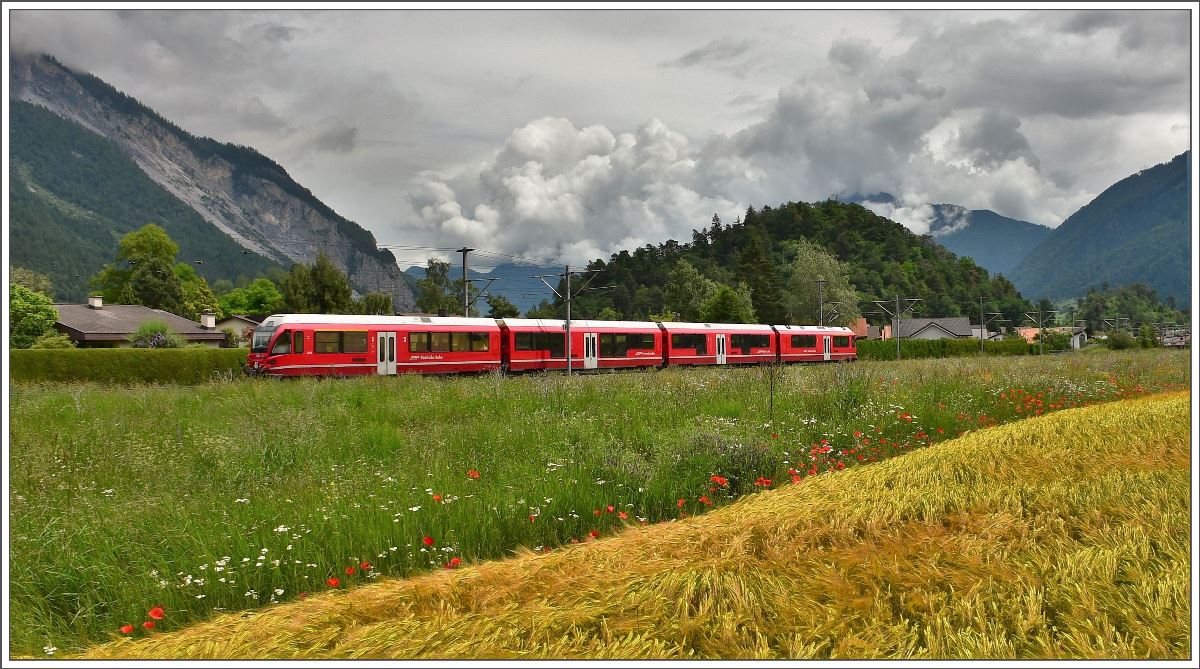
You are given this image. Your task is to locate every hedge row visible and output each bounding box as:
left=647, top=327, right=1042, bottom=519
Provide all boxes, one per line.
left=9, top=348, right=249, bottom=384
left=855, top=338, right=1036, bottom=361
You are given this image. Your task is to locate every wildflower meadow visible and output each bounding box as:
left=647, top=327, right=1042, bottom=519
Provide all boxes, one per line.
left=7, top=349, right=1190, bottom=656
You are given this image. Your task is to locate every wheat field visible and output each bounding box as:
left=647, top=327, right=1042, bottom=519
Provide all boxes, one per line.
left=68, top=391, right=1191, bottom=660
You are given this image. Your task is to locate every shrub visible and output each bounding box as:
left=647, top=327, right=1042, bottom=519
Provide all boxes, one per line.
left=1106, top=331, right=1137, bottom=350
left=855, top=337, right=1032, bottom=361
left=28, top=331, right=76, bottom=349
left=9, top=348, right=248, bottom=384
left=129, top=320, right=185, bottom=348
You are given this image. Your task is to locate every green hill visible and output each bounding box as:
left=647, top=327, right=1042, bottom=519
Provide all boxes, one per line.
left=1010, top=152, right=1190, bottom=304
left=8, top=100, right=280, bottom=300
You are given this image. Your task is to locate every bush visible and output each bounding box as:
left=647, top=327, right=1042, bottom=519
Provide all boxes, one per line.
left=220, top=327, right=241, bottom=348
left=1106, top=331, right=1137, bottom=350
left=129, top=320, right=185, bottom=348
left=10, top=348, right=249, bottom=384
left=855, top=337, right=1033, bottom=361
left=28, top=331, right=76, bottom=349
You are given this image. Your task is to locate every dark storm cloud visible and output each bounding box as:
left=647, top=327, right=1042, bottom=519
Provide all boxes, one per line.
left=956, top=109, right=1039, bottom=170
left=659, top=38, right=752, bottom=68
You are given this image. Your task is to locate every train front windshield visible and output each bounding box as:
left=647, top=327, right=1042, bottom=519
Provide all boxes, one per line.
left=251, top=323, right=278, bottom=353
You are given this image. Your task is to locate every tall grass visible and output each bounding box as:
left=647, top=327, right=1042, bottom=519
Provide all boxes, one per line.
left=8, top=350, right=1189, bottom=656
left=68, top=391, right=1191, bottom=659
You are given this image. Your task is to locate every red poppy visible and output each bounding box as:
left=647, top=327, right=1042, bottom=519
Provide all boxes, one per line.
left=423, top=536, right=435, bottom=546
left=147, top=606, right=165, bottom=620
left=529, top=514, right=537, bottom=522
left=753, top=477, right=772, bottom=487
left=606, top=505, right=615, bottom=513
left=345, top=566, right=356, bottom=575
left=698, top=495, right=712, bottom=506
left=792, top=474, right=802, bottom=484
left=142, top=621, right=155, bottom=630
left=677, top=498, right=685, bottom=508
left=327, top=577, right=340, bottom=588
left=432, top=494, right=442, bottom=502
left=360, top=561, right=371, bottom=570
left=853, top=431, right=862, bottom=438
left=593, top=509, right=601, bottom=516
left=710, top=475, right=729, bottom=487
left=449, top=557, right=462, bottom=567
left=120, top=624, right=134, bottom=635
left=467, top=469, right=480, bottom=479
left=618, top=511, right=628, bottom=520
left=771, top=433, right=780, bottom=439
left=589, top=530, right=600, bottom=539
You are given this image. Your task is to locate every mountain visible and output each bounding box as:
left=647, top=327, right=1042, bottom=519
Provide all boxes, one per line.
left=850, top=193, right=1052, bottom=277
left=405, top=262, right=555, bottom=313
left=1009, top=151, right=1190, bottom=305
left=9, top=54, right=414, bottom=309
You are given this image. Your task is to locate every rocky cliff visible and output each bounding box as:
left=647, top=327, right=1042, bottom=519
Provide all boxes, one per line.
left=11, top=54, right=415, bottom=310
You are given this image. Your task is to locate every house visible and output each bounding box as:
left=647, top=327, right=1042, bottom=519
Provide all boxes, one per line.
left=1017, top=326, right=1088, bottom=350
left=53, top=297, right=226, bottom=348
left=882, top=317, right=976, bottom=340
left=216, top=314, right=261, bottom=346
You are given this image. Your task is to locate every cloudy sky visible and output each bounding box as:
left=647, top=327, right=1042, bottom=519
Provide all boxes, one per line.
left=8, top=6, right=1194, bottom=268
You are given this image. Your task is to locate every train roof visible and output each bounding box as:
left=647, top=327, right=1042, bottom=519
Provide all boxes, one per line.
left=258, top=314, right=500, bottom=328
left=772, top=325, right=855, bottom=333
left=658, top=321, right=776, bottom=331
left=498, top=318, right=659, bottom=330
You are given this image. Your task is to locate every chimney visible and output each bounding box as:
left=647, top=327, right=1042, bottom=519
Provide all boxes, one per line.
left=437, top=308, right=448, bottom=317
left=88, top=295, right=103, bottom=309
left=201, top=310, right=216, bottom=329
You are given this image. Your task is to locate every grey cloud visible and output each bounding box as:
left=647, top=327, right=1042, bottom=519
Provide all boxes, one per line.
left=660, top=38, right=752, bottom=68
left=292, top=118, right=358, bottom=154
left=956, top=109, right=1040, bottom=170
left=828, top=36, right=880, bottom=74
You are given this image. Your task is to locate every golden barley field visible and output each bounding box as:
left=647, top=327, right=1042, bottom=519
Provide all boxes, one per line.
left=70, top=391, right=1190, bottom=660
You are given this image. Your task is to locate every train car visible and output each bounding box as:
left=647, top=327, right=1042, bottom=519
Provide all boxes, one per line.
left=657, top=322, right=777, bottom=366
left=499, top=319, right=663, bottom=372
left=773, top=325, right=857, bottom=362
left=246, top=314, right=502, bottom=377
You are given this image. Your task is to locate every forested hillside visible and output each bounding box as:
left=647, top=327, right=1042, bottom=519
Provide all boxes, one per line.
left=1011, top=151, right=1190, bottom=304
left=9, top=100, right=280, bottom=301
left=547, top=199, right=1033, bottom=326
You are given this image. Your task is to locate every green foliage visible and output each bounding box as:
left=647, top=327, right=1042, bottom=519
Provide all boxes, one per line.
left=10, top=266, right=54, bottom=299
left=91, top=224, right=191, bottom=312
left=9, top=347, right=247, bottom=383
left=354, top=292, right=394, bottom=316
left=663, top=260, right=717, bottom=322
left=1137, top=325, right=1158, bottom=349
left=218, top=278, right=284, bottom=319
left=174, top=262, right=222, bottom=320
left=28, top=331, right=77, bottom=349
left=415, top=259, right=470, bottom=315
left=1037, top=331, right=1072, bottom=352
left=9, top=100, right=280, bottom=302
left=524, top=299, right=559, bottom=319
left=1106, top=331, right=1137, bottom=350
left=1070, top=283, right=1186, bottom=336
left=699, top=283, right=756, bottom=323
left=280, top=252, right=354, bottom=314
left=596, top=306, right=622, bottom=321
left=735, top=230, right=785, bottom=323
left=128, top=320, right=186, bottom=349
left=782, top=238, right=861, bottom=325
left=9, top=283, right=60, bottom=348
left=485, top=293, right=521, bottom=319
left=855, top=338, right=1034, bottom=361
left=219, top=327, right=241, bottom=348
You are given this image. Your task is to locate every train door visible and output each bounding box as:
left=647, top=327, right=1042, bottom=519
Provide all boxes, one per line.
left=716, top=334, right=727, bottom=365
left=822, top=335, right=831, bottom=361
left=583, top=332, right=599, bottom=369
left=376, top=331, right=397, bottom=375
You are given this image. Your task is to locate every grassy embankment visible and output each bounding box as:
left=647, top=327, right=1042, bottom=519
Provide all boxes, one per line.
left=8, top=349, right=1190, bottom=656
left=71, top=391, right=1192, bottom=659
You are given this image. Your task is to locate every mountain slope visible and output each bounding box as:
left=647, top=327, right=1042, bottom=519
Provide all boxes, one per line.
left=1010, top=152, right=1191, bottom=303
left=10, top=54, right=415, bottom=309
left=9, top=100, right=280, bottom=301
left=405, top=261, right=553, bottom=312
left=851, top=193, right=1052, bottom=277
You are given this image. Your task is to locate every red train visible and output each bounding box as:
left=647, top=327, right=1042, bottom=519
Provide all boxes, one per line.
left=245, top=315, right=856, bottom=377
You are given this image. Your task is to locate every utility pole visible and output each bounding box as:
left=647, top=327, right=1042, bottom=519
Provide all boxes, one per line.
left=456, top=247, right=475, bottom=316
left=1024, top=308, right=1059, bottom=355
left=979, top=296, right=1004, bottom=353
left=816, top=277, right=826, bottom=326
left=535, top=266, right=600, bottom=376
left=871, top=295, right=921, bottom=361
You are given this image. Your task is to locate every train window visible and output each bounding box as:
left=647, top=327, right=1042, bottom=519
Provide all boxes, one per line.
left=671, top=333, right=708, bottom=354
left=380, top=337, right=386, bottom=362
left=314, top=331, right=340, bottom=354
left=344, top=332, right=368, bottom=353
left=514, top=333, right=533, bottom=351
left=630, top=333, right=655, bottom=349
left=833, top=336, right=851, bottom=348
left=544, top=333, right=565, bottom=357
left=791, top=334, right=817, bottom=349
left=410, top=332, right=430, bottom=352
left=431, top=332, right=451, bottom=352
left=599, top=334, right=631, bottom=358
left=469, top=332, right=490, bottom=352
left=293, top=331, right=305, bottom=354
left=731, top=334, right=771, bottom=350
left=450, top=332, right=470, bottom=352
left=271, top=332, right=291, bottom=355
